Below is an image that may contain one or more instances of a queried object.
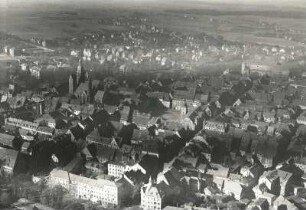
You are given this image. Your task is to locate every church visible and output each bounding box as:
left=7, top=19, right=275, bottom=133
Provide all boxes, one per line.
left=69, top=60, right=100, bottom=104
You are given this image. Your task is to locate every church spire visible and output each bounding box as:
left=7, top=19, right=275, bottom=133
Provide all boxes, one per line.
left=76, top=59, right=85, bottom=85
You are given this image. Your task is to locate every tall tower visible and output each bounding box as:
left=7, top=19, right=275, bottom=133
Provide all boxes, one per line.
left=69, top=74, right=74, bottom=96
left=241, top=62, right=246, bottom=75
left=8, top=75, right=16, bottom=97
left=88, top=75, right=93, bottom=103
left=76, top=59, right=85, bottom=85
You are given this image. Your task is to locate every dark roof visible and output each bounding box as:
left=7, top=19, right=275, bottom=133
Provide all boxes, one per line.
left=163, top=167, right=183, bottom=186
left=138, top=155, right=160, bottom=179
left=103, top=104, right=118, bottom=114
left=132, top=129, right=150, bottom=142
left=79, top=117, right=94, bottom=135
left=86, top=129, right=101, bottom=143
left=96, top=145, right=116, bottom=163
left=69, top=125, right=86, bottom=140
left=173, top=88, right=196, bottom=101
left=124, top=170, right=146, bottom=185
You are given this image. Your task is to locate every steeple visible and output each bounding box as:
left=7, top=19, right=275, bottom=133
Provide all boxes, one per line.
left=69, top=74, right=74, bottom=96
left=76, top=59, right=85, bottom=85
left=88, top=74, right=93, bottom=103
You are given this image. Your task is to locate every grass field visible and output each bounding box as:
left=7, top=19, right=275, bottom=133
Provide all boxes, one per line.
left=0, top=1, right=305, bottom=45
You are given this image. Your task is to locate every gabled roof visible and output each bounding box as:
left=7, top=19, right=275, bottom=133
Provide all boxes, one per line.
left=0, top=132, right=15, bottom=147
left=96, top=145, right=116, bottom=163
left=69, top=125, right=86, bottom=140
left=0, top=147, right=19, bottom=170
left=138, top=155, right=160, bottom=179
left=94, top=90, right=105, bottom=100
left=74, top=82, right=89, bottom=96
left=132, top=129, right=150, bottom=141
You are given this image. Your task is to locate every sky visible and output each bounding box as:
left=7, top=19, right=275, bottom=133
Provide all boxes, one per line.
left=1, top=0, right=306, bottom=9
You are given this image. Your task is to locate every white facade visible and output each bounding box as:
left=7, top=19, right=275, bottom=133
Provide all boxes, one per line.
left=108, top=162, right=125, bottom=178
left=203, top=121, right=226, bottom=134
left=49, top=169, right=121, bottom=208
left=141, top=182, right=163, bottom=210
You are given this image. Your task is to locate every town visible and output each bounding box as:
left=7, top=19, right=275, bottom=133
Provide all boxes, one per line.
left=1, top=1, right=306, bottom=210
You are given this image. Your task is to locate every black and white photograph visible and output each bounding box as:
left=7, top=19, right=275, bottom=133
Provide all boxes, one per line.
left=0, top=0, right=306, bottom=209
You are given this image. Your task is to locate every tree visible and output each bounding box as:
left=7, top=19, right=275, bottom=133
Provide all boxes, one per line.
left=41, top=185, right=67, bottom=208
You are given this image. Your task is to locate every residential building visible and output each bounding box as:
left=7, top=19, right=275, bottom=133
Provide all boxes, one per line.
left=0, top=147, right=20, bottom=175
left=5, top=117, right=39, bottom=133
left=297, top=111, right=306, bottom=125
left=141, top=179, right=165, bottom=210
left=203, top=120, right=228, bottom=134
left=49, top=168, right=129, bottom=208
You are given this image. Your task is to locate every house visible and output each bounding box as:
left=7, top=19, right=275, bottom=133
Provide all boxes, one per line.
left=147, top=91, right=171, bottom=109
left=156, top=167, right=183, bottom=187
left=6, top=96, right=26, bottom=109
left=0, top=132, right=18, bottom=149
left=203, top=120, right=228, bottom=134
left=172, top=88, right=200, bottom=114
left=248, top=198, right=269, bottom=210
left=119, top=105, right=131, bottom=124
left=141, top=179, right=165, bottom=210
left=258, top=170, right=280, bottom=194
left=49, top=168, right=129, bottom=208
left=0, top=147, right=20, bottom=175
left=66, top=125, right=86, bottom=141
left=277, top=109, right=291, bottom=121
left=36, top=126, right=54, bottom=136
left=132, top=110, right=152, bottom=130
left=5, top=117, right=39, bottom=133
left=297, top=111, right=306, bottom=125
left=240, top=164, right=264, bottom=179
left=223, top=179, right=244, bottom=200
left=273, top=195, right=298, bottom=210
left=20, top=141, right=32, bottom=155
left=262, top=111, right=276, bottom=123
left=35, top=114, right=57, bottom=129
left=255, top=137, right=278, bottom=168
left=103, top=104, right=118, bottom=114
left=19, top=128, right=35, bottom=141
left=142, top=140, right=160, bottom=158
left=29, top=66, right=41, bottom=79
left=95, top=145, right=116, bottom=163
left=94, top=90, right=105, bottom=104
left=129, top=155, right=160, bottom=180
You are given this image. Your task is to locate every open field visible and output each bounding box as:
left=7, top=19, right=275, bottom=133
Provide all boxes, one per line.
left=0, top=1, right=305, bottom=48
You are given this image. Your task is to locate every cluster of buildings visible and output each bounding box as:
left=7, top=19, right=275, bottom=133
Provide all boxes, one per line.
left=1, top=10, right=306, bottom=210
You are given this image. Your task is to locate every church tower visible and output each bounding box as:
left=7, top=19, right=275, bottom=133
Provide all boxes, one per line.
left=76, top=59, right=85, bottom=85
left=88, top=74, right=93, bottom=103
left=69, top=74, right=74, bottom=96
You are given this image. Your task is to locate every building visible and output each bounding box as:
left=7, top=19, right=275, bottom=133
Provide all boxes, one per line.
left=262, top=111, right=276, bottom=123
left=69, top=74, right=75, bottom=96
left=141, top=179, right=165, bottom=210
left=29, top=66, right=41, bottom=79
left=297, top=111, right=306, bottom=125
left=0, top=147, right=20, bottom=175
left=49, top=168, right=129, bottom=208
left=223, top=179, right=244, bottom=200
left=5, top=117, right=39, bottom=133
left=0, top=132, right=17, bottom=148
left=203, top=120, right=228, bottom=134
left=241, top=62, right=272, bottom=76
left=132, top=110, right=152, bottom=130
left=94, top=90, right=105, bottom=104
left=108, top=162, right=126, bottom=178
